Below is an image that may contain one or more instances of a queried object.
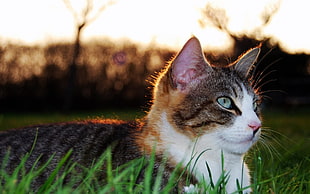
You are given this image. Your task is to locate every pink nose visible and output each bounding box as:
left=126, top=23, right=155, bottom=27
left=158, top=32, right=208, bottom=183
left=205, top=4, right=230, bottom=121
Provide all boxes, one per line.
left=248, top=121, right=261, bottom=132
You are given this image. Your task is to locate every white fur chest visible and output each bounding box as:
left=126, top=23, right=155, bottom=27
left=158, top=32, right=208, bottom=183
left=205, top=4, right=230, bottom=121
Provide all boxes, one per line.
left=156, top=112, right=251, bottom=193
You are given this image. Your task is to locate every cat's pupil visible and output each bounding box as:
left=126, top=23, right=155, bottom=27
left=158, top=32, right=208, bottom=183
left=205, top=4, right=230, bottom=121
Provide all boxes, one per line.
left=217, top=97, right=233, bottom=109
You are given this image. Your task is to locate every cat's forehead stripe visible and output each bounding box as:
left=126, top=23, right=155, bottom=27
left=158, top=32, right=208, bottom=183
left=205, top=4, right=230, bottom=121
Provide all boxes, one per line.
left=231, top=87, right=238, bottom=98
left=230, top=81, right=244, bottom=99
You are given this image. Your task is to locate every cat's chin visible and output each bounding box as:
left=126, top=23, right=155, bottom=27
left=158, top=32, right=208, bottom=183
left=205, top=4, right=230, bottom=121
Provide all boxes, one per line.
left=219, top=132, right=260, bottom=154
left=225, top=141, right=254, bottom=155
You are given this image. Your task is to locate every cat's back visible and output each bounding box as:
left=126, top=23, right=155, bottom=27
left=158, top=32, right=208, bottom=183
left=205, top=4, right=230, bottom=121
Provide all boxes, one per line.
left=0, top=119, right=142, bottom=171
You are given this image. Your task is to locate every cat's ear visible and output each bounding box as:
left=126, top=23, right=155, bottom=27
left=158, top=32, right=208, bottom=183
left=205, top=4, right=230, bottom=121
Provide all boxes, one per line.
left=234, top=46, right=261, bottom=78
left=170, top=37, right=211, bottom=91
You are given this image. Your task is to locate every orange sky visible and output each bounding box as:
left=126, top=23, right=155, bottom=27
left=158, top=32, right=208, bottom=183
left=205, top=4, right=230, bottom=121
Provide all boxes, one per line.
left=0, top=0, right=309, bottom=54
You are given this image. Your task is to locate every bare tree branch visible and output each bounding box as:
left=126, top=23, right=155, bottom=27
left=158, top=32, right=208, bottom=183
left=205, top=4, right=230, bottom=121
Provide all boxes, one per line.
left=200, top=1, right=282, bottom=38
left=200, top=4, right=229, bottom=32
left=63, top=0, right=116, bottom=28
left=261, top=0, right=282, bottom=25
left=86, top=0, right=115, bottom=25
left=63, top=0, right=80, bottom=23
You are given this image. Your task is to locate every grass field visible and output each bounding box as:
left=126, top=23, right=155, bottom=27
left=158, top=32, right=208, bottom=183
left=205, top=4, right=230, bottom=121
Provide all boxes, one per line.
left=0, top=107, right=309, bottom=193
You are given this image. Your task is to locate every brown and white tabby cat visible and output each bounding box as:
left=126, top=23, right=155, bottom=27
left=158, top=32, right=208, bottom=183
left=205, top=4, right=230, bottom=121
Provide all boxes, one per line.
left=0, top=37, right=262, bottom=193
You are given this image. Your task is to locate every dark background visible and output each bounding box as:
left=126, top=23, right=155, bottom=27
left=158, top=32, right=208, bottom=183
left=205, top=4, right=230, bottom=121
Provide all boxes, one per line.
left=0, top=36, right=309, bottom=112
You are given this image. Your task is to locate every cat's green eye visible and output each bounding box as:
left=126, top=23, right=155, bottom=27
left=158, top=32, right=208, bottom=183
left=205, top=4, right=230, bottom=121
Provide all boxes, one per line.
left=253, top=101, right=258, bottom=111
left=217, top=97, right=233, bottom=109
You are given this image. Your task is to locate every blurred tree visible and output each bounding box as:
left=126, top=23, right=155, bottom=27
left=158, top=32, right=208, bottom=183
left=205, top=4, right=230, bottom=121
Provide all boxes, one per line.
left=199, top=1, right=281, bottom=58
left=199, top=1, right=310, bottom=106
left=63, top=0, right=115, bottom=110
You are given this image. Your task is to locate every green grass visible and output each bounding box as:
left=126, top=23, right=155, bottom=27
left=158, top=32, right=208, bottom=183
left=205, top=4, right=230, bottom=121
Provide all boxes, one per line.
left=0, top=145, right=249, bottom=194
left=0, top=108, right=309, bottom=193
left=249, top=108, right=310, bottom=193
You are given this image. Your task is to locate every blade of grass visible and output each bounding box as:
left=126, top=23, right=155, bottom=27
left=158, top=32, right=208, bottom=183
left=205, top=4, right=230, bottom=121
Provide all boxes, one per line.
left=38, top=150, right=73, bottom=193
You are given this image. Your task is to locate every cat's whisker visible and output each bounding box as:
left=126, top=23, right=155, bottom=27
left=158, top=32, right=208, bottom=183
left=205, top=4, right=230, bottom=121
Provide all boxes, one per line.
left=260, top=95, right=273, bottom=101
left=253, top=48, right=274, bottom=75
left=257, top=89, right=285, bottom=96
left=254, top=79, right=277, bottom=94
left=254, top=55, right=281, bottom=78
left=262, top=127, right=292, bottom=145
left=251, top=58, right=281, bottom=90
left=256, top=89, right=286, bottom=103
left=258, top=93, right=282, bottom=102
left=259, top=127, right=290, bottom=158
left=256, top=91, right=275, bottom=103
left=253, top=70, right=277, bottom=90
left=254, top=129, right=281, bottom=161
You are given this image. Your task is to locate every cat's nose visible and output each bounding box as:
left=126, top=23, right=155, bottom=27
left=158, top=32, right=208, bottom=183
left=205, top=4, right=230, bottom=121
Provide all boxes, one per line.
left=248, top=121, right=261, bottom=134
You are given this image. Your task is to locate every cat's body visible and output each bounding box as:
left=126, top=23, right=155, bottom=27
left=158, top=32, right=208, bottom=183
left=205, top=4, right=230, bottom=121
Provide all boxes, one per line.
left=0, top=37, right=262, bottom=193
left=0, top=120, right=143, bottom=186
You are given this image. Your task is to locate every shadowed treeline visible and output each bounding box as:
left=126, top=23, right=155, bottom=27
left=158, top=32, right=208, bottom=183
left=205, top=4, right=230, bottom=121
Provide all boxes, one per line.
left=0, top=39, right=174, bottom=111
left=0, top=38, right=309, bottom=111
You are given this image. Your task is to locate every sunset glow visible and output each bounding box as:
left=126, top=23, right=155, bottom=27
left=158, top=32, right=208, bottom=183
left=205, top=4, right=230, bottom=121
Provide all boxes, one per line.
left=0, top=0, right=310, bottom=53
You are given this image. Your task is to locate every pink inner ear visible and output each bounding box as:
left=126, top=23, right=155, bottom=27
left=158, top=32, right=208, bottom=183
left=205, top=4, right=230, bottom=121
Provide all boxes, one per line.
left=175, top=68, right=197, bottom=90
left=171, top=37, right=211, bottom=91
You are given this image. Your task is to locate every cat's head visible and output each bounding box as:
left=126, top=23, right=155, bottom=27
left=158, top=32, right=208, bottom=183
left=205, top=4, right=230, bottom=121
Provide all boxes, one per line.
left=151, top=37, right=262, bottom=154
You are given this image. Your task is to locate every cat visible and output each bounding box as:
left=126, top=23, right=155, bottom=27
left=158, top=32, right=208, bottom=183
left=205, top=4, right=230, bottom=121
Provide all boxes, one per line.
left=0, top=37, right=262, bottom=193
